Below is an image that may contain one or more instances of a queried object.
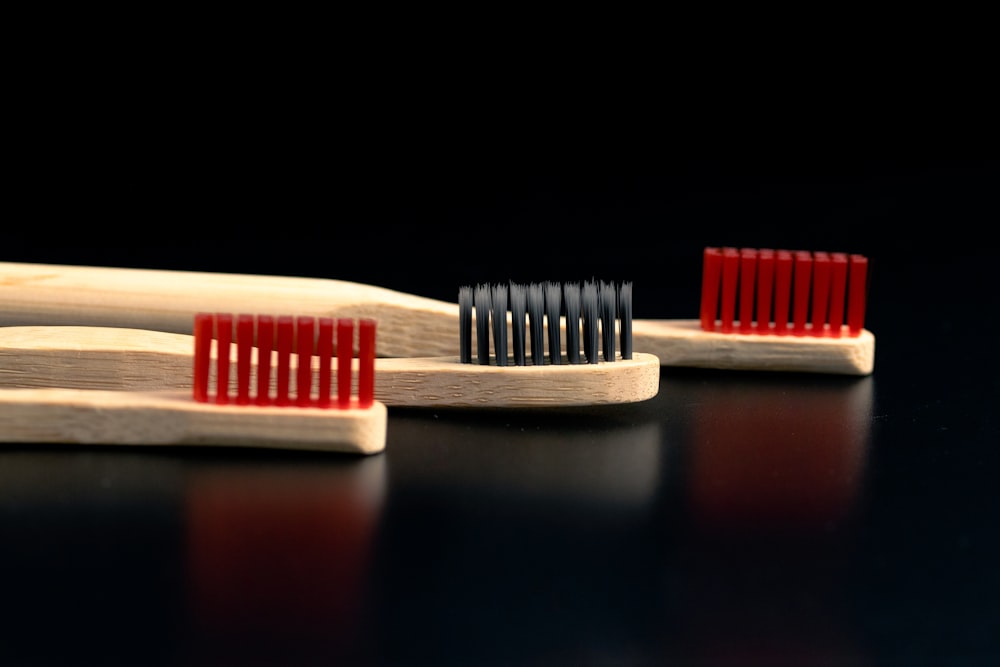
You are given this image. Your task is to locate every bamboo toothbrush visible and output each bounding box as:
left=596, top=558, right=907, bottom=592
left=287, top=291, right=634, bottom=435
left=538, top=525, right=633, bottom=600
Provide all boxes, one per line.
left=0, top=316, right=388, bottom=454
left=641, top=247, right=874, bottom=375
left=0, top=295, right=661, bottom=408
left=0, top=248, right=873, bottom=375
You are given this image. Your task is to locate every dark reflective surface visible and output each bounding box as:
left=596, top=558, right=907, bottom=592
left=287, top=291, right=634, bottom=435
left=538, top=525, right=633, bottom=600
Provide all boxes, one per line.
left=4, top=356, right=996, bottom=665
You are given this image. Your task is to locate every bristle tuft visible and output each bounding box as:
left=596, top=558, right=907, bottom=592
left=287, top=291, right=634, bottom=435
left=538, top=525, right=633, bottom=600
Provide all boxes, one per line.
left=337, top=318, right=354, bottom=407
left=600, top=281, right=617, bottom=362
left=619, top=282, right=633, bottom=359
left=236, top=314, right=254, bottom=405
left=275, top=316, right=294, bottom=406
left=458, top=286, right=473, bottom=363
left=296, top=316, right=315, bottom=407
left=847, top=254, right=868, bottom=335
left=255, top=315, right=274, bottom=405
left=544, top=281, right=563, bottom=364
left=492, top=283, right=508, bottom=367
left=358, top=318, right=377, bottom=407
left=527, top=283, right=545, bottom=365
left=317, top=317, right=333, bottom=407
left=193, top=313, right=213, bottom=402
left=564, top=283, right=581, bottom=364
left=215, top=313, right=233, bottom=404
left=582, top=281, right=600, bottom=364
left=474, top=284, right=491, bottom=365
left=509, top=282, right=527, bottom=366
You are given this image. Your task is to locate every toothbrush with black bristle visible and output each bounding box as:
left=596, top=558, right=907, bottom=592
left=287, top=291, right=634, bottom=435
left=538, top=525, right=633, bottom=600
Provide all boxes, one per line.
left=0, top=314, right=389, bottom=453
left=0, top=279, right=660, bottom=408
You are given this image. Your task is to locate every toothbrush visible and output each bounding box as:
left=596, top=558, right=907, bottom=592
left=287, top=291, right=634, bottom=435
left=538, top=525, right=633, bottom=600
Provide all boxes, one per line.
left=637, top=247, right=874, bottom=375
left=0, top=248, right=873, bottom=375
left=0, top=316, right=388, bottom=454
left=0, top=299, right=661, bottom=408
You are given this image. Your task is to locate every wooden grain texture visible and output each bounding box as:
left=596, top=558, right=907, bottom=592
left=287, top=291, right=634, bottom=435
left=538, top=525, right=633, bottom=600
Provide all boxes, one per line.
left=0, top=326, right=661, bottom=408
left=0, top=388, right=388, bottom=454
left=632, top=319, right=875, bottom=375
left=0, top=262, right=875, bottom=374
left=0, top=262, right=457, bottom=357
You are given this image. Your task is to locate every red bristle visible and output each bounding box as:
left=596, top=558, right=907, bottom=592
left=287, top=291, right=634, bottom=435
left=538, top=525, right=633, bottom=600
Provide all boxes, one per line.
left=720, top=247, right=740, bottom=334
left=700, top=247, right=868, bottom=340
left=700, top=247, right=723, bottom=331
left=337, top=318, right=354, bottom=409
left=193, top=313, right=213, bottom=403
left=848, top=254, right=868, bottom=336
left=828, top=253, right=849, bottom=337
left=810, top=252, right=832, bottom=336
left=296, top=317, right=315, bottom=407
left=236, top=314, right=254, bottom=404
left=738, top=248, right=757, bottom=334
left=773, top=250, right=793, bottom=335
left=215, top=313, right=233, bottom=405
left=317, top=317, right=334, bottom=409
left=255, top=315, right=274, bottom=406
left=755, top=249, right=775, bottom=334
left=792, top=251, right=813, bottom=337
left=191, top=311, right=377, bottom=412
left=275, top=315, right=294, bottom=407
left=359, top=318, right=377, bottom=408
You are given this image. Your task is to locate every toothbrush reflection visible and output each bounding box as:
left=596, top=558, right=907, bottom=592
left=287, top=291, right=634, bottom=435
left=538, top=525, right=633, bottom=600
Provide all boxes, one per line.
left=180, top=453, right=386, bottom=664
left=0, top=451, right=187, bottom=664
left=383, top=408, right=663, bottom=509
left=662, top=371, right=874, bottom=665
left=368, top=407, right=665, bottom=664
left=686, top=373, right=872, bottom=537
left=0, top=447, right=389, bottom=665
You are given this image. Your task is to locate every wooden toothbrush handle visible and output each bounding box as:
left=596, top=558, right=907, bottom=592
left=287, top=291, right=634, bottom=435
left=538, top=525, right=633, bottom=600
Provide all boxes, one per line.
left=0, top=387, right=388, bottom=453
left=0, top=326, right=663, bottom=409
left=0, top=262, right=460, bottom=358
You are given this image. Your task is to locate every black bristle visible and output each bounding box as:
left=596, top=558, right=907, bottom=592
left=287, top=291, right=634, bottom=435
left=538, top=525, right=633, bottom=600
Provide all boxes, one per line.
left=600, top=281, right=617, bottom=362
left=544, top=281, right=562, bottom=364
left=527, top=282, right=545, bottom=365
left=581, top=281, right=600, bottom=364
left=563, top=282, right=581, bottom=364
left=466, top=278, right=628, bottom=366
left=459, top=286, right=473, bottom=364
left=619, top=282, right=633, bottom=360
left=509, top=282, right=527, bottom=366
left=492, top=283, right=508, bottom=367
left=474, top=284, right=491, bottom=365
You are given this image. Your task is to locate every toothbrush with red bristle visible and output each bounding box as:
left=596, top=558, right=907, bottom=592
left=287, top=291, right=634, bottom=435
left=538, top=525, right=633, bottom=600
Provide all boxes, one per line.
left=0, top=314, right=388, bottom=453
left=0, top=248, right=873, bottom=375
left=698, top=247, right=868, bottom=338
left=627, top=247, right=874, bottom=375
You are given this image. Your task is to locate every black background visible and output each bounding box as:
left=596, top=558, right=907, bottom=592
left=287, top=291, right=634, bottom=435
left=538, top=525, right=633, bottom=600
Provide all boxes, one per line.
left=7, top=156, right=994, bottom=313
left=3, top=155, right=998, bottom=665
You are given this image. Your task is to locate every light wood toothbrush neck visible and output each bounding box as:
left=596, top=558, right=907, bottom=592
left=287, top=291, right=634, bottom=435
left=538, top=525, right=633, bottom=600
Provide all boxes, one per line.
left=0, top=261, right=460, bottom=358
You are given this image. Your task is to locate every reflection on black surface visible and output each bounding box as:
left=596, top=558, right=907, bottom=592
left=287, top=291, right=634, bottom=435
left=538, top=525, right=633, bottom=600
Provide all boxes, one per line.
left=368, top=405, right=667, bottom=665
left=685, top=373, right=872, bottom=537
left=0, top=450, right=185, bottom=665
left=0, top=372, right=882, bottom=665
left=662, top=370, right=874, bottom=666
left=179, top=453, right=386, bottom=664
left=0, top=448, right=386, bottom=666
left=384, top=406, right=663, bottom=509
